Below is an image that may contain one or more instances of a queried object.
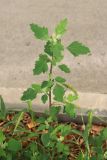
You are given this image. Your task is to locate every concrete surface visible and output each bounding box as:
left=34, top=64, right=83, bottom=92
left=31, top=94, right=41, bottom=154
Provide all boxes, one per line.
left=1, top=87, right=107, bottom=117
left=0, top=0, right=107, bottom=113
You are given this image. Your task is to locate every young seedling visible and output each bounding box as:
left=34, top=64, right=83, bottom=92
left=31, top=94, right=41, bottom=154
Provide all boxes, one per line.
left=21, top=18, right=90, bottom=118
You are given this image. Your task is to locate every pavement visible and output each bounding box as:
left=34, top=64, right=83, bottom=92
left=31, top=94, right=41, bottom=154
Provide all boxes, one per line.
left=0, top=0, right=107, bottom=116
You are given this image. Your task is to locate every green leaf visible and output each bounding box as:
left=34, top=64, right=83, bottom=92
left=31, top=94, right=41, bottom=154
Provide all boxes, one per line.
left=41, top=133, right=50, bottom=147
left=51, top=124, right=64, bottom=136
left=41, top=80, right=53, bottom=89
left=36, top=117, right=46, bottom=123
left=0, top=131, right=6, bottom=143
left=27, top=132, right=38, bottom=138
left=55, top=76, right=66, bottom=83
left=67, top=41, right=90, bottom=56
left=52, top=41, right=64, bottom=62
left=44, top=41, right=53, bottom=56
left=53, top=84, right=65, bottom=102
left=38, top=153, right=49, bottom=160
left=29, top=142, right=38, bottom=154
left=37, top=124, right=46, bottom=131
left=101, top=128, right=107, bottom=141
left=6, top=153, right=12, bottom=160
left=41, top=81, right=49, bottom=88
left=31, top=84, right=41, bottom=92
left=67, top=94, right=78, bottom=102
left=41, top=81, right=49, bottom=89
left=41, top=94, right=48, bottom=104
left=45, top=40, right=64, bottom=63
left=58, top=64, right=70, bottom=73
left=61, top=125, right=71, bottom=136
left=57, top=155, right=68, bottom=160
left=0, top=95, right=6, bottom=120
left=55, top=18, right=68, bottom=37
left=8, top=139, right=21, bottom=152
left=21, top=88, right=36, bottom=101
left=56, top=142, right=69, bottom=155
left=33, top=54, right=49, bottom=75
left=30, top=24, right=49, bottom=40
left=0, top=148, right=6, bottom=157
left=50, top=106, right=61, bottom=119
left=65, top=103, right=76, bottom=118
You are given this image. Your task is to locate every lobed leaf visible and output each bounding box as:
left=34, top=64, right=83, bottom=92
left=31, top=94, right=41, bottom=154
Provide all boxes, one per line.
left=37, top=124, right=46, bottom=131
left=56, top=142, right=69, bottom=155
left=45, top=40, right=64, bottom=63
left=41, top=81, right=49, bottom=88
left=51, top=41, right=64, bottom=62
left=55, top=76, right=66, bottom=83
left=53, top=84, right=65, bottom=102
left=41, top=94, right=48, bottom=104
left=58, top=64, right=71, bottom=73
left=65, top=103, right=76, bottom=118
left=44, top=41, right=53, bottom=56
left=55, top=18, right=68, bottom=37
left=41, top=133, right=50, bottom=147
left=67, top=41, right=90, bottom=56
left=67, top=94, right=78, bottom=102
left=41, top=80, right=53, bottom=89
left=30, top=24, right=49, bottom=40
left=32, top=84, right=41, bottom=92
left=61, top=125, right=71, bottom=136
left=21, top=83, right=41, bottom=101
left=21, top=88, right=37, bottom=101
left=50, top=106, right=61, bottom=119
left=33, top=54, right=49, bottom=75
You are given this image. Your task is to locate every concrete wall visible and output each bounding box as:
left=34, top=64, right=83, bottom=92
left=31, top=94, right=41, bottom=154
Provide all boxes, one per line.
left=0, top=0, right=107, bottom=112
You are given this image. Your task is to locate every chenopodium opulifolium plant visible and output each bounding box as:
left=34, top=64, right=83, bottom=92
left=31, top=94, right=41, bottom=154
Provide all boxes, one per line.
left=21, top=18, right=90, bottom=118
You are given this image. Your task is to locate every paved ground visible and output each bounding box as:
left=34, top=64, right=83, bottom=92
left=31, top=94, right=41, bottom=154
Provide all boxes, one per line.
left=0, top=0, right=107, bottom=113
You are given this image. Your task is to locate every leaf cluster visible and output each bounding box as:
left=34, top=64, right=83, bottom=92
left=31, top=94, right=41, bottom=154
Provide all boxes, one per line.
left=21, top=18, right=90, bottom=119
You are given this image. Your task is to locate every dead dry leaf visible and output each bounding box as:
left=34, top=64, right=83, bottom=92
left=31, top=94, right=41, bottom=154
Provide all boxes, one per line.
left=27, top=121, right=37, bottom=129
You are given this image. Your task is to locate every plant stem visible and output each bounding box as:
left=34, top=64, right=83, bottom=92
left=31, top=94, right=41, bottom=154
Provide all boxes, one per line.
left=27, top=100, right=34, bottom=121
left=63, top=83, right=78, bottom=97
left=49, top=60, right=53, bottom=108
left=13, top=111, right=24, bottom=135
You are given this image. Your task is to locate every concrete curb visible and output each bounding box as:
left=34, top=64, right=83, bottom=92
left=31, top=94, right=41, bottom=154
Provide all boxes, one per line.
left=1, top=87, right=107, bottom=117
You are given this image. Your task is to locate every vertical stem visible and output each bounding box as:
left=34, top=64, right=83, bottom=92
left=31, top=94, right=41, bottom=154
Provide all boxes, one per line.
left=49, top=61, right=53, bottom=108
left=27, top=100, right=32, bottom=111
left=27, top=100, right=34, bottom=121
left=13, top=111, right=24, bottom=135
